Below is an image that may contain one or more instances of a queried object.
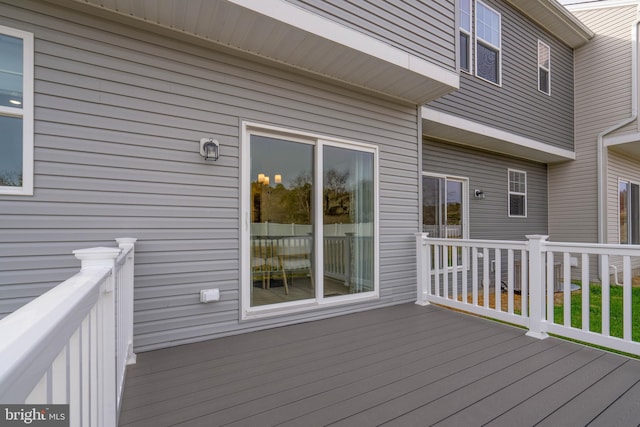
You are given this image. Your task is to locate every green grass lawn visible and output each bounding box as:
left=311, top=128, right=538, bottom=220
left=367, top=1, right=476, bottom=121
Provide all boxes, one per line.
left=553, top=284, right=640, bottom=342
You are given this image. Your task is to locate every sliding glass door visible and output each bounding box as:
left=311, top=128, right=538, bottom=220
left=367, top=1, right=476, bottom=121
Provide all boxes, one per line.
left=245, top=125, right=377, bottom=312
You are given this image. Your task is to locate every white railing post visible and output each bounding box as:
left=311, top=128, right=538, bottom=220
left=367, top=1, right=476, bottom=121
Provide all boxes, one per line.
left=73, top=247, right=121, bottom=427
left=416, top=233, right=430, bottom=306
left=526, top=235, right=549, bottom=339
left=116, top=237, right=137, bottom=366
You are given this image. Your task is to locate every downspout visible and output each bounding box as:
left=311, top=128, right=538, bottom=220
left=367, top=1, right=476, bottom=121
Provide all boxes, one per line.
left=596, top=16, right=640, bottom=245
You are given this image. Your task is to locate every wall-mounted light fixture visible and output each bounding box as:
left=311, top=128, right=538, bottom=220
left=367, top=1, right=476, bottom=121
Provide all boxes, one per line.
left=474, top=189, right=485, bottom=199
left=200, top=138, right=219, bottom=161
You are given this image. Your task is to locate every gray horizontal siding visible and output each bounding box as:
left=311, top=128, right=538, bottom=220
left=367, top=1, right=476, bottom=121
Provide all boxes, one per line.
left=549, top=5, right=637, bottom=244
left=428, top=0, right=574, bottom=151
left=0, top=0, right=420, bottom=351
left=286, top=0, right=456, bottom=70
left=423, top=138, right=548, bottom=240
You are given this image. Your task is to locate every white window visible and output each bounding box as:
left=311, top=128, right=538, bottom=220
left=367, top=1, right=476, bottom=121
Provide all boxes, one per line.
left=475, top=1, right=501, bottom=85
left=538, top=40, right=551, bottom=95
left=0, top=26, right=34, bottom=195
left=619, top=180, right=639, bottom=244
left=459, top=0, right=472, bottom=73
left=241, top=123, right=378, bottom=318
left=508, top=169, right=527, bottom=217
left=422, top=173, right=468, bottom=239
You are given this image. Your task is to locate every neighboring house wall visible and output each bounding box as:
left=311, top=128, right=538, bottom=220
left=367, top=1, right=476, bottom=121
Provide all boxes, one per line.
left=428, top=0, right=575, bottom=151
left=286, top=0, right=456, bottom=70
left=549, top=4, right=638, bottom=243
left=0, top=0, right=422, bottom=351
left=423, top=138, right=548, bottom=240
left=608, top=149, right=640, bottom=244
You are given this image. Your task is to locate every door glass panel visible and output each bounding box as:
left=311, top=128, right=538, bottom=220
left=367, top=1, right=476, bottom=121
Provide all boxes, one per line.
left=446, top=180, right=463, bottom=238
left=323, top=146, right=374, bottom=296
left=422, top=175, right=465, bottom=239
left=620, top=181, right=629, bottom=244
left=423, top=176, right=443, bottom=237
left=250, top=135, right=313, bottom=306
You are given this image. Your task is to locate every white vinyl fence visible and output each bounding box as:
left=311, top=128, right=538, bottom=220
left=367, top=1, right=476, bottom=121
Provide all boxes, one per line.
left=416, top=234, right=640, bottom=356
left=0, top=238, right=137, bottom=427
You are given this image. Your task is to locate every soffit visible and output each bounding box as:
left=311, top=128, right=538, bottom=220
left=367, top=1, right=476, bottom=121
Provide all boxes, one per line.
left=422, top=107, right=575, bottom=164
left=505, top=0, right=594, bottom=48
left=610, top=143, right=640, bottom=159
left=606, top=133, right=640, bottom=160
left=56, top=0, right=459, bottom=104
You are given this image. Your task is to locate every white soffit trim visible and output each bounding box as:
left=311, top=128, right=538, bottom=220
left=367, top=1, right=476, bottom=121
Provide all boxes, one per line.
left=422, top=107, right=575, bottom=163
left=225, top=0, right=459, bottom=102
left=64, top=0, right=459, bottom=104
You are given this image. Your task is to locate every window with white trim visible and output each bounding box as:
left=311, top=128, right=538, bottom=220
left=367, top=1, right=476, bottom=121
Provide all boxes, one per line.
left=508, top=169, right=526, bottom=217
left=459, top=0, right=472, bottom=73
left=538, top=40, right=551, bottom=95
left=0, top=25, right=33, bottom=195
left=619, top=180, right=640, bottom=244
left=475, top=1, right=501, bottom=85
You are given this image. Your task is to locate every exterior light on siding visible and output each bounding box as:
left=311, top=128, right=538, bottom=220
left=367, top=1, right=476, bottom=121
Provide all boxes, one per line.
left=474, top=189, right=485, bottom=199
left=200, top=138, right=219, bottom=161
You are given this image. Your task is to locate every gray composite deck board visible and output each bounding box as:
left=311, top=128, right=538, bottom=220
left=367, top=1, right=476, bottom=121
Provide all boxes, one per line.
left=119, top=304, right=640, bottom=427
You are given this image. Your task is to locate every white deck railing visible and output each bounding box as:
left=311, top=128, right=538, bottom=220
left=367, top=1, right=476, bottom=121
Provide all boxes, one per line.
left=416, top=234, right=640, bottom=356
left=0, top=238, right=137, bottom=426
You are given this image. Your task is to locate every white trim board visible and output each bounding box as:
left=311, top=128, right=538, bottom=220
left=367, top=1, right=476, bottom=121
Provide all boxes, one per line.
left=421, top=107, right=575, bottom=163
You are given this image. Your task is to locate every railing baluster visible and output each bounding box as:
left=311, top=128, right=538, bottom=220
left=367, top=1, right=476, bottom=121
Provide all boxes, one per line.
left=507, top=249, right=514, bottom=314
left=495, top=248, right=501, bottom=311
left=452, top=245, right=458, bottom=301
left=563, top=252, right=571, bottom=327
left=546, top=251, right=554, bottom=323
left=472, top=247, right=478, bottom=306
left=443, top=245, right=449, bottom=299
left=483, top=248, right=489, bottom=308
left=601, top=254, right=610, bottom=337
left=69, top=330, right=80, bottom=426
left=434, top=244, right=440, bottom=298
left=624, top=255, right=632, bottom=341
left=462, top=246, right=468, bottom=304
left=581, top=253, right=590, bottom=332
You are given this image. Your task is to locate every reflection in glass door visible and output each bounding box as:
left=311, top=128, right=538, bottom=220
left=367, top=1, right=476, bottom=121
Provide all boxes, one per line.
left=250, top=135, right=314, bottom=307
left=323, top=146, right=374, bottom=297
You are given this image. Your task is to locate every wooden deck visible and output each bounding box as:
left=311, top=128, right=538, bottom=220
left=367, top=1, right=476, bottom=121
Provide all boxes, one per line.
left=119, top=304, right=640, bottom=426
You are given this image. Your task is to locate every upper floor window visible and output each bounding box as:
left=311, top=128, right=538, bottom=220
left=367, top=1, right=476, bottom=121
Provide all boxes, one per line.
left=508, top=169, right=526, bottom=217
left=538, top=40, right=551, bottom=95
left=475, top=1, right=501, bottom=85
left=0, top=25, right=34, bottom=195
left=459, top=0, right=472, bottom=73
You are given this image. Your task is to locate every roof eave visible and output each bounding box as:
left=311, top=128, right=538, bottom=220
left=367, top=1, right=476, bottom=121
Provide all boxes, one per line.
left=504, top=0, right=595, bottom=48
